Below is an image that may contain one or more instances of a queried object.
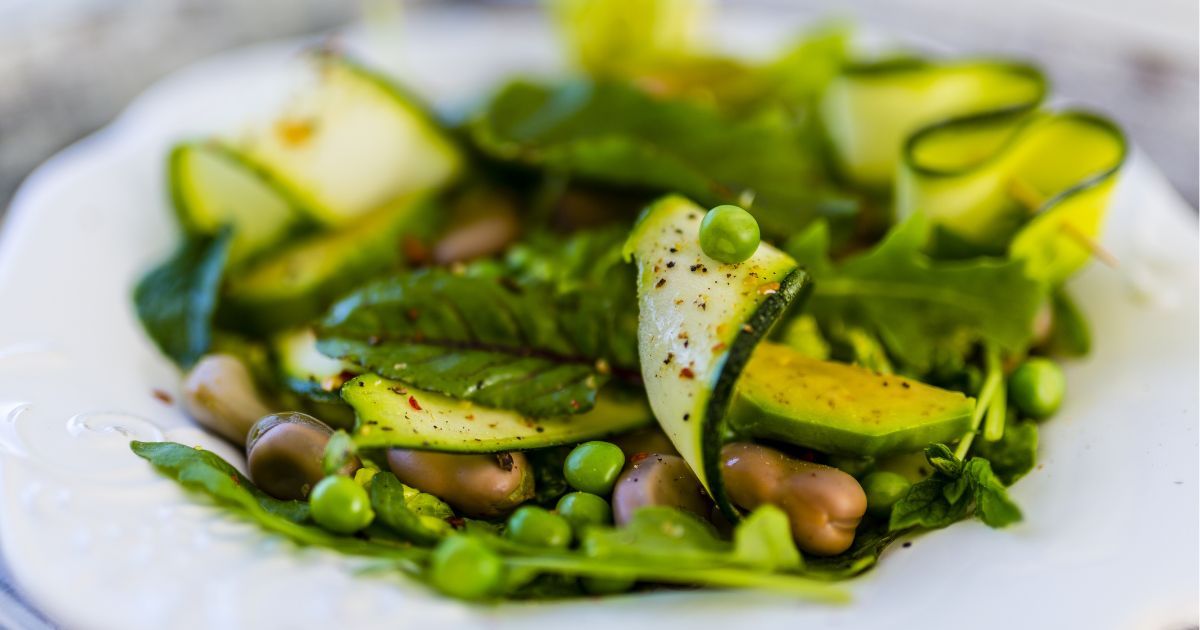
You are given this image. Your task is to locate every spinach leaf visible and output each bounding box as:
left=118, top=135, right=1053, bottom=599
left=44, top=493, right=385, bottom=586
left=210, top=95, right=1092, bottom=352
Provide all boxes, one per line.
left=316, top=269, right=638, bottom=416
left=368, top=472, right=447, bottom=545
left=134, top=230, right=231, bottom=367
left=972, top=418, right=1038, bottom=486
left=889, top=444, right=1023, bottom=531
left=470, top=80, right=853, bottom=237
left=789, top=217, right=1044, bottom=372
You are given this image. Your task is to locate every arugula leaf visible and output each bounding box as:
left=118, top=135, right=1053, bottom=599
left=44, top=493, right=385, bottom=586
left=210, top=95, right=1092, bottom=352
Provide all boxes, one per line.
left=470, top=80, right=852, bottom=237
left=132, top=441, right=429, bottom=560
left=972, top=418, right=1039, bottom=486
left=889, top=444, right=1023, bottom=531
left=317, top=268, right=638, bottom=416
left=732, top=506, right=803, bottom=571
left=368, top=472, right=447, bottom=545
left=134, top=230, right=231, bottom=367
left=788, top=217, right=1044, bottom=372
left=131, top=440, right=307, bottom=522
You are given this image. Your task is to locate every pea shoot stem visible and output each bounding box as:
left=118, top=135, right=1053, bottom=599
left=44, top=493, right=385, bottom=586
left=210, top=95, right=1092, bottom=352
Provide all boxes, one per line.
left=956, top=346, right=1002, bottom=460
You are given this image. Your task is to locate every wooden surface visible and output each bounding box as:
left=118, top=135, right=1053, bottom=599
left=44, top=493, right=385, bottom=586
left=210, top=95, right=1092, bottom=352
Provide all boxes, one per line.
left=0, top=0, right=1195, bottom=212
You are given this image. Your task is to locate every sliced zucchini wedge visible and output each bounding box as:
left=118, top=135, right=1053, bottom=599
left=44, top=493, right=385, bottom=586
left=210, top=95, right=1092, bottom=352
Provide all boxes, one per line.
left=730, top=342, right=974, bottom=456
left=623, top=195, right=811, bottom=518
left=242, top=54, right=462, bottom=226
left=820, top=59, right=1045, bottom=188
left=169, top=142, right=306, bottom=266
left=898, top=110, right=1126, bottom=282
left=221, top=194, right=436, bottom=334
left=343, top=373, right=651, bottom=452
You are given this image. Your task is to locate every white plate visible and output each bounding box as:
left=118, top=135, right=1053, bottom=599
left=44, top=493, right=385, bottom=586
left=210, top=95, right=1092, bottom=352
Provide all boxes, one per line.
left=0, top=8, right=1196, bottom=630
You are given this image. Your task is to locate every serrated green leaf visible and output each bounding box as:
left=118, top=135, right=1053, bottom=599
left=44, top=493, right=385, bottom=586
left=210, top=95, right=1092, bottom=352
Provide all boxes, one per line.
left=317, top=269, right=637, bottom=416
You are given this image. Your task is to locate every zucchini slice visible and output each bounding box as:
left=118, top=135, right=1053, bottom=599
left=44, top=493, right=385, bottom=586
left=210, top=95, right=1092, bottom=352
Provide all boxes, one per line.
left=242, top=54, right=462, bottom=226
left=623, top=195, right=811, bottom=518
left=820, top=59, right=1045, bottom=188
left=273, top=327, right=359, bottom=402
left=169, top=143, right=306, bottom=265
left=222, top=194, right=436, bottom=334
left=898, top=110, right=1126, bottom=282
left=343, top=373, right=651, bottom=452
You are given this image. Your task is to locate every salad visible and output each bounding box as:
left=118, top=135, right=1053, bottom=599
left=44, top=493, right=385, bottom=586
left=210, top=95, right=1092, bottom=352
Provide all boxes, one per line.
left=130, top=0, right=1126, bottom=603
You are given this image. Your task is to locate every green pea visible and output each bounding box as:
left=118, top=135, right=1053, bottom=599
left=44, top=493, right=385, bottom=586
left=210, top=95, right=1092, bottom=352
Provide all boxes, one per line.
left=862, top=471, right=910, bottom=518
left=564, top=441, right=625, bottom=495
left=699, top=204, right=760, bottom=264
left=581, top=575, right=636, bottom=595
left=505, top=506, right=573, bottom=548
left=309, top=475, right=374, bottom=534
left=430, top=535, right=504, bottom=601
left=1008, top=358, right=1065, bottom=419
left=556, top=492, right=612, bottom=530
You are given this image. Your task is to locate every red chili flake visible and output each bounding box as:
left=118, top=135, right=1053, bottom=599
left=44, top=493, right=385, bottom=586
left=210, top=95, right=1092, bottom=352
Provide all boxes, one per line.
left=446, top=516, right=466, bottom=529
left=570, top=399, right=580, bottom=409
left=406, top=308, right=420, bottom=321
left=230, top=474, right=240, bottom=486
left=679, top=367, right=695, bottom=379
left=757, top=282, right=780, bottom=295
left=465, top=414, right=475, bottom=420
left=408, top=396, right=422, bottom=411
left=151, top=389, right=173, bottom=404
left=389, top=386, right=409, bottom=396
left=631, top=452, right=651, bottom=464
left=712, top=342, right=727, bottom=353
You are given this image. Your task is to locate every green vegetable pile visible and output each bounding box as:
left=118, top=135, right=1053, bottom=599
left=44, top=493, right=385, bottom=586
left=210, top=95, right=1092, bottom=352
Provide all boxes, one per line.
left=129, top=0, right=1124, bottom=604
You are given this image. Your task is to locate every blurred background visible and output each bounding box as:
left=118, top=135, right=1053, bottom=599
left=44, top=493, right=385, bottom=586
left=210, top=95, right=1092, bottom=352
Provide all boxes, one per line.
left=0, top=0, right=1196, bottom=214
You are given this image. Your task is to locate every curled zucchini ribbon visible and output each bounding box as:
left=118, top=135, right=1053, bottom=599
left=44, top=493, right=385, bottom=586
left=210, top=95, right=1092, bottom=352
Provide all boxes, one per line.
left=822, top=59, right=1127, bottom=283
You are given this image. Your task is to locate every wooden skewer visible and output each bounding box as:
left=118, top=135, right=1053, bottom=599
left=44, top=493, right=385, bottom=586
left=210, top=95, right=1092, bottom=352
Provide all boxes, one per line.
left=1008, top=177, right=1119, bottom=268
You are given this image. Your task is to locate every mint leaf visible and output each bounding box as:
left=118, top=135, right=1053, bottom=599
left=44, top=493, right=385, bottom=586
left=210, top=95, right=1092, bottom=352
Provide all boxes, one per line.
left=469, top=80, right=852, bottom=237
left=889, top=444, right=1023, bottom=531
left=134, top=229, right=231, bottom=367
left=972, top=418, right=1038, bottom=486
left=962, top=458, right=1023, bottom=527
left=317, top=269, right=637, bottom=416
left=789, top=217, right=1044, bottom=372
